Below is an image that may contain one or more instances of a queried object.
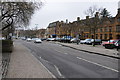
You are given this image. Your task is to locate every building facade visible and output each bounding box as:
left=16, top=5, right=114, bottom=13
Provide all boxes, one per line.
left=47, top=8, right=120, bottom=40
left=36, top=29, right=46, bottom=38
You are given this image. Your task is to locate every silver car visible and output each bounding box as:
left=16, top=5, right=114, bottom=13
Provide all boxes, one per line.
left=80, top=39, right=92, bottom=44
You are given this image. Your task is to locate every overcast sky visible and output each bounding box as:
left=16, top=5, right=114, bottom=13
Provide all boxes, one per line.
left=28, top=0, right=120, bottom=29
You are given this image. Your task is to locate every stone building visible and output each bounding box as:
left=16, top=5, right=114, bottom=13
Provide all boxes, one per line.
left=47, top=8, right=120, bottom=40
left=36, top=29, right=46, bottom=38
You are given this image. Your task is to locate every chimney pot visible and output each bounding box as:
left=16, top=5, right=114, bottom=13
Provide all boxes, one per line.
left=86, top=16, right=89, bottom=19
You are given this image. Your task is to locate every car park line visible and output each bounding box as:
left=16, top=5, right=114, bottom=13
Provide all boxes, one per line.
left=77, top=57, right=119, bottom=73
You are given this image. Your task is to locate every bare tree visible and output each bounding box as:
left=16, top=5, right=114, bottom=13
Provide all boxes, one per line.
left=100, top=8, right=111, bottom=18
left=84, top=5, right=102, bottom=46
left=0, top=0, right=43, bottom=39
left=84, top=5, right=102, bottom=18
left=1, top=1, right=42, bottom=30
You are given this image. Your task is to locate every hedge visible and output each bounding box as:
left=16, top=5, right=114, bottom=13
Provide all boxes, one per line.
left=1, top=40, right=13, bottom=53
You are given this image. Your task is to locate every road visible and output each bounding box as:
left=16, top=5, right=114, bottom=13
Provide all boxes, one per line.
left=17, top=40, right=119, bottom=79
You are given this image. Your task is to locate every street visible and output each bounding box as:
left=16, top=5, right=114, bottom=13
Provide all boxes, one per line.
left=17, top=40, right=118, bottom=78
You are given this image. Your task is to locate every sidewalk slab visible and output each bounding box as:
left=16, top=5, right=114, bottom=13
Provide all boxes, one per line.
left=0, top=53, right=2, bottom=79
left=54, top=42, right=119, bottom=59
left=6, top=42, right=54, bottom=78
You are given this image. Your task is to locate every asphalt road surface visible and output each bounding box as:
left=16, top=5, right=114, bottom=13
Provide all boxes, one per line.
left=17, top=40, right=119, bottom=79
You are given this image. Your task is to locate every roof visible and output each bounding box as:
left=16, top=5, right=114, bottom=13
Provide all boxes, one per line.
left=48, top=21, right=59, bottom=28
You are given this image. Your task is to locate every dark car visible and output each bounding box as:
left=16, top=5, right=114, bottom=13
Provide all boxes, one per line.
left=41, top=38, right=47, bottom=41
left=102, top=40, right=118, bottom=49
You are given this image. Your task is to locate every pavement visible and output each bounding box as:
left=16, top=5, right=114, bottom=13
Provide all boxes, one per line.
left=0, top=41, right=2, bottom=79
left=53, top=41, right=120, bottom=59
left=0, top=53, right=2, bottom=80
left=6, top=42, right=54, bottom=78
left=3, top=40, right=119, bottom=78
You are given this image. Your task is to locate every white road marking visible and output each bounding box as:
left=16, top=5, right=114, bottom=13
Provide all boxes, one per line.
left=64, top=53, right=68, bottom=55
left=30, top=53, right=56, bottom=78
left=77, top=57, right=119, bottom=73
left=54, top=65, right=63, bottom=77
left=40, top=56, right=64, bottom=78
left=55, top=50, right=68, bottom=55
left=78, top=51, right=118, bottom=61
left=55, top=50, right=61, bottom=53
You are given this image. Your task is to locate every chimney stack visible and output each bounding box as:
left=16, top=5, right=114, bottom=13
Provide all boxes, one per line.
left=95, top=12, right=99, bottom=18
left=86, top=16, right=89, bottom=19
left=66, top=19, right=68, bottom=24
left=77, top=17, right=80, bottom=21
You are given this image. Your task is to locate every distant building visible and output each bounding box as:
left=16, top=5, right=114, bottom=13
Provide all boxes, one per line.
left=36, top=29, right=46, bottom=38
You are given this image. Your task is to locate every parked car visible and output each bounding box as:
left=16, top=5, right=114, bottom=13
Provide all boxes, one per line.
left=86, top=39, right=102, bottom=45
left=34, top=39, right=42, bottom=43
left=32, top=38, right=39, bottom=41
left=41, top=38, right=47, bottom=41
left=80, top=39, right=92, bottom=44
left=26, top=38, right=32, bottom=42
left=70, top=38, right=77, bottom=43
left=0, top=37, right=5, bottom=40
left=102, top=39, right=118, bottom=49
left=114, top=40, right=120, bottom=49
left=55, top=37, right=61, bottom=41
left=47, top=38, right=56, bottom=41
left=21, top=37, right=26, bottom=40
left=60, top=36, right=73, bottom=43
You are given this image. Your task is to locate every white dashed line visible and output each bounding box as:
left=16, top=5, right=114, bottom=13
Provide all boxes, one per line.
left=30, top=54, right=56, bottom=78
left=77, top=57, right=119, bottom=73
left=55, top=50, right=68, bottom=55
left=64, top=53, right=68, bottom=55
left=56, top=50, right=61, bottom=53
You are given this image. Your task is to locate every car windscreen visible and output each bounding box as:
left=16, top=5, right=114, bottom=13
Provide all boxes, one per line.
left=109, top=40, right=117, bottom=42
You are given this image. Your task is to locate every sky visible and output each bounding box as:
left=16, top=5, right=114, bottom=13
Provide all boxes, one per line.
left=28, top=0, right=120, bottom=29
